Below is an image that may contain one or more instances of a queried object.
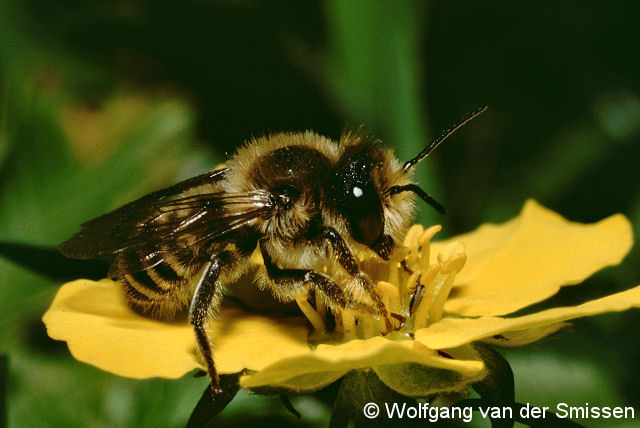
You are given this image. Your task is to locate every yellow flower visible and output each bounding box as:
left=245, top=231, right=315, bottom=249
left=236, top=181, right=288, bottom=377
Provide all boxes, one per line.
left=43, top=200, right=637, bottom=397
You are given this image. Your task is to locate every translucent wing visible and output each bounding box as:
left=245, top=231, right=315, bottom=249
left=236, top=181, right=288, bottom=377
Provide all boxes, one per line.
left=59, top=168, right=273, bottom=276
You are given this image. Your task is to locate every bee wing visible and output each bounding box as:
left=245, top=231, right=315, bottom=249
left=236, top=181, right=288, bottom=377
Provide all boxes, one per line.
left=59, top=168, right=228, bottom=259
left=59, top=168, right=274, bottom=275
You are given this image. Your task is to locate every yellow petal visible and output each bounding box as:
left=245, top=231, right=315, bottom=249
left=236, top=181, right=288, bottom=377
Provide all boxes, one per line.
left=240, top=335, right=484, bottom=390
left=208, top=308, right=310, bottom=375
left=480, top=323, right=568, bottom=347
left=43, top=279, right=198, bottom=379
left=431, top=200, right=633, bottom=316
left=415, top=285, right=640, bottom=349
left=43, top=279, right=311, bottom=379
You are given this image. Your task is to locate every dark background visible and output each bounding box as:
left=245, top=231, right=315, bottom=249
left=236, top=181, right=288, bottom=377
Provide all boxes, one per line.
left=1, top=1, right=639, bottom=426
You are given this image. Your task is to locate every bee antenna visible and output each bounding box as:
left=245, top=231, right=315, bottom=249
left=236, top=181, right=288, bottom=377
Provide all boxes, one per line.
left=386, top=184, right=446, bottom=214
left=402, top=105, right=487, bottom=173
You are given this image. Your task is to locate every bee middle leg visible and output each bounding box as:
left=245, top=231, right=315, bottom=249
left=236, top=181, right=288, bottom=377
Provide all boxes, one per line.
left=259, top=241, right=348, bottom=312
left=190, top=231, right=260, bottom=394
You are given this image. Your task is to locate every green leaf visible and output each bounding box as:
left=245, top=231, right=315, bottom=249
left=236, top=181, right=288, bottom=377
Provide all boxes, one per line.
left=503, top=348, right=630, bottom=428
left=329, top=369, right=415, bottom=428
left=0, top=242, right=108, bottom=282
left=453, top=398, right=586, bottom=428
left=279, top=395, right=301, bottom=419
left=472, top=343, right=515, bottom=428
left=0, top=354, right=6, bottom=428
left=374, top=362, right=484, bottom=398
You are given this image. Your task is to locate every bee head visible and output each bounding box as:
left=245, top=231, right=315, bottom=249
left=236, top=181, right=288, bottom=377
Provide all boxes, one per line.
left=331, top=106, right=486, bottom=255
left=332, top=144, right=385, bottom=248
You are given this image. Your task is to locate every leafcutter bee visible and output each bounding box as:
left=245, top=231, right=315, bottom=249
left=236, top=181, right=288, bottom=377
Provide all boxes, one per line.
left=59, top=106, right=486, bottom=393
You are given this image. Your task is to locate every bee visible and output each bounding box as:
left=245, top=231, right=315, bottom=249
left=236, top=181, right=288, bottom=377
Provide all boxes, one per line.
left=59, top=106, right=486, bottom=394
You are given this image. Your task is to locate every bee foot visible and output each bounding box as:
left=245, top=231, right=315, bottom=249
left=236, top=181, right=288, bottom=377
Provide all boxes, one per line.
left=390, top=312, right=406, bottom=327
left=382, top=314, right=394, bottom=335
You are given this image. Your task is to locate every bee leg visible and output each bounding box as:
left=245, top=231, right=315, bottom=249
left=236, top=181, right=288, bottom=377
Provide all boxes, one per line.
left=188, top=251, right=232, bottom=395
left=319, top=227, right=395, bottom=332
left=259, top=241, right=348, bottom=312
left=351, top=273, right=394, bottom=334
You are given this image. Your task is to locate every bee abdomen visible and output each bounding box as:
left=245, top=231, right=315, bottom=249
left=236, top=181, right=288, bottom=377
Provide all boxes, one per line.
left=121, top=263, right=192, bottom=317
left=115, top=246, right=209, bottom=316
left=130, top=269, right=171, bottom=295
left=121, top=277, right=153, bottom=303
left=154, top=260, right=183, bottom=283
left=120, top=257, right=185, bottom=301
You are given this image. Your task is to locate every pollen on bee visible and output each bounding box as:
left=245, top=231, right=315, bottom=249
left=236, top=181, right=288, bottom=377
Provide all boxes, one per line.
left=297, top=225, right=468, bottom=341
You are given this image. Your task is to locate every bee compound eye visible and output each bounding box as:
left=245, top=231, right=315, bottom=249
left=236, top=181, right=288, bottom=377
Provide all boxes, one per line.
left=344, top=184, right=384, bottom=246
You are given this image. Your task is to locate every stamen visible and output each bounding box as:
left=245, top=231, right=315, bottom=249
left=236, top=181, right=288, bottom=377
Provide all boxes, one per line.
left=411, top=233, right=465, bottom=330
left=342, top=311, right=356, bottom=341
left=418, top=225, right=442, bottom=274
left=403, top=225, right=423, bottom=272
left=296, top=298, right=326, bottom=332
left=404, top=224, right=424, bottom=247
left=376, top=281, right=399, bottom=332
left=424, top=271, right=451, bottom=326
left=437, top=242, right=466, bottom=265
left=388, top=248, right=410, bottom=313
left=358, top=311, right=378, bottom=339
left=315, top=292, right=326, bottom=322
left=405, top=271, right=420, bottom=294
left=295, top=223, right=467, bottom=343
left=419, top=264, right=440, bottom=288
left=428, top=246, right=466, bottom=324
left=412, top=284, right=430, bottom=331
left=387, top=259, right=400, bottom=291
left=334, top=311, right=343, bottom=335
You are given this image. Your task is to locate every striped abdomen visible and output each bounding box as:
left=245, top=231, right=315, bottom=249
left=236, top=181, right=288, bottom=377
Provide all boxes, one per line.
left=119, top=247, right=205, bottom=318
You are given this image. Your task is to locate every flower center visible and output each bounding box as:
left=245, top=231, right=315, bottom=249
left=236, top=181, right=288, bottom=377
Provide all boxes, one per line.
left=296, top=224, right=467, bottom=341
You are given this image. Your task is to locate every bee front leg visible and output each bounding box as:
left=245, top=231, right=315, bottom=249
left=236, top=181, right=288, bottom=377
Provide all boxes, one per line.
left=319, top=227, right=395, bottom=332
left=188, top=251, right=233, bottom=395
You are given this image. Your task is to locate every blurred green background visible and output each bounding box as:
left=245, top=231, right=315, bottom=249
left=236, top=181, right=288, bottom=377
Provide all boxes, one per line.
left=1, top=0, right=639, bottom=426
